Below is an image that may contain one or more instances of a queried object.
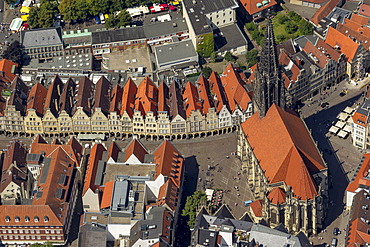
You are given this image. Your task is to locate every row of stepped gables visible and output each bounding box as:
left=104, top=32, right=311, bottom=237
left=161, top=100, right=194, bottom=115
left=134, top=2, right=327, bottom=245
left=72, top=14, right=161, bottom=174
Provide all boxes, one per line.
left=0, top=63, right=254, bottom=138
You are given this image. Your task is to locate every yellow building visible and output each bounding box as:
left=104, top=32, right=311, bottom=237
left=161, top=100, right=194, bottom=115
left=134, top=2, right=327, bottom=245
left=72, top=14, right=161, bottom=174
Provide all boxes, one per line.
left=72, top=107, right=91, bottom=133
left=108, top=112, right=121, bottom=135
left=91, top=108, right=109, bottom=134
left=132, top=111, right=145, bottom=135
left=24, top=109, right=44, bottom=135
left=58, top=110, right=73, bottom=136
left=187, top=110, right=206, bottom=133
left=2, top=105, right=24, bottom=134
left=157, top=111, right=171, bottom=136
left=145, top=112, right=157, bottom=135
left=43, top=109, right=59, bottom=136
left=206, top=108, right=218, bottom=131
left=121, top=111, right=133, bottom=134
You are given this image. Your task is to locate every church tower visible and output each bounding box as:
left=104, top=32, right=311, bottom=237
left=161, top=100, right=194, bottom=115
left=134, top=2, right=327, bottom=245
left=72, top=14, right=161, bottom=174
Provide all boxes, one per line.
left=253, top=19, right=285, bottom=117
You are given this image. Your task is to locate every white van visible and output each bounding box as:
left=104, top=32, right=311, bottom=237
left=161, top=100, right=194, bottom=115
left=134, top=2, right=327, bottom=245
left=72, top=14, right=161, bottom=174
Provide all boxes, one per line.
left=99, top=13, right=105, bottom=24
left=331, top=238, right=338, bottom=247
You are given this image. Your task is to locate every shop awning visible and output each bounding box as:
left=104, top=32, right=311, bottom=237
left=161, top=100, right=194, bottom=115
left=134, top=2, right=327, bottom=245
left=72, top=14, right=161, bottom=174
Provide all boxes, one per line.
left=21, top=15, right=29, bottom=21
left=329, top=126, right=339, bottom=134
left=337, top=112, right=349, bottom=121
left=338, top=130, right=349, bottom=138
left=10, top=18, right=23, bottom=31
left=335, top=121, right=346, bottom=129
left=20, top=6, right=30, bottom=13
left=344, top=106, right=354, bottom=114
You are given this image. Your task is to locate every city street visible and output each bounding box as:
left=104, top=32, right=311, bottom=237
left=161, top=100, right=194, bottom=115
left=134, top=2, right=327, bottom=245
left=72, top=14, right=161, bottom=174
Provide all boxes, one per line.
left=300, top=78, right=368, bottom=246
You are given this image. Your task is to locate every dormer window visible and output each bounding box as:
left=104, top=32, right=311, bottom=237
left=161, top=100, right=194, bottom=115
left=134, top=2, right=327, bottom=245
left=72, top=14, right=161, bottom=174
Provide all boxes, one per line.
left=34, top=216, right=39, bottom=222
left=44, top=216, right=49, bottom=222
left=25, top=216, right=30, bottom=222
left=15, top=216, right=20, bottom=222
left=5, top=216, right=10, bottom=222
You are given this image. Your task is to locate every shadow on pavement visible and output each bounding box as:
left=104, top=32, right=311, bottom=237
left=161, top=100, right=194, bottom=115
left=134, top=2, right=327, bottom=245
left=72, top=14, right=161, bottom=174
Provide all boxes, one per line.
left=174, top=155, right=199, bottom=247
left=304, top=94, right=362, bottom=229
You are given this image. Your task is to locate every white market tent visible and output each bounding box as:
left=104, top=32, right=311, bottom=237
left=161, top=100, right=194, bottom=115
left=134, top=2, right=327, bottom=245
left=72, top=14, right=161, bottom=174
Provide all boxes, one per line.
left=337, top=112, right=349, bottom=121
left=335, top=121, right=346, bottom=129
left=344, top=106, right=355, bottom=114
left=10, top=18, right=22, bottom=31
left=343, top=124, right=352, bottom=133
left=329, top=126, right=340, bottom=134
left=205, top=189, right=214, bottom=201
left=338, top=130, right=349, bottom=138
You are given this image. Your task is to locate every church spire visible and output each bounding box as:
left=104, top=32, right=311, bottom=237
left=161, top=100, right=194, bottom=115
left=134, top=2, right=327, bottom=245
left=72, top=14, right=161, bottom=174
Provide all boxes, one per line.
left=253, top=19, right=285, bottom=118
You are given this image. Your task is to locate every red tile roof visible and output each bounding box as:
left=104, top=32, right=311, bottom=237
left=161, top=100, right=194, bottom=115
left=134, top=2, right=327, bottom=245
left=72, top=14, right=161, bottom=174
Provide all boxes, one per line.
left=347, top=154, right=370, bottom=193
left=196, top=75, right=214, bottom=114
left=325, top=26, right=359, bottom=62
left=250, top=200, right=263, bottom=217
left=153, top=140, right=184, bottom=188
left=27, top=83, right=47, bottom=117
left=83, top=143, right=106, bottom=195
left=135, top=76, right=158, bottom=115
left=100, top=180, right=114, bottom=209
left=351, top=13, right=370, bottom=26
left=121, top=78, right=137, bottom=117
left=109, top=84, right=123, bottom=113
left=0, top=59, right=17, bottom=83
left=208, top=71, right=228, bottom=113
left=359, top=4, right=370, bottom=18
left=310, top=0, right=340, bottom=26
left=0, top=205, right=64, bottom=226
left=30, top=135, right=83, bottom=167
left=107, top=141, right=121, bottom=162
left=303, top=41, right=331, bottom=69
left=183, top=81, right=202, bottom=118
left=157, top=178, right=178, bottom=211
left=58, top=78, right=75, bottom=116
left=346, top=217, right=370, bottom=247
left=240, top=0, right=277, bottom=16
left=267, top=187, right=286, bottom=205
left=221, top=64, right=251, bottom=112
left=94, top=76, right=112, bottom=115
left=44, top=75, right=64, bottom=116
left=124, top=139, right=148, bottom=163
left=337, top=22, right=370, bottom=50
left=158, top=82, right=169, bottom=112
left=352, top=112, right=368, bottom=128
left=241, top=104, right=326, bottom=200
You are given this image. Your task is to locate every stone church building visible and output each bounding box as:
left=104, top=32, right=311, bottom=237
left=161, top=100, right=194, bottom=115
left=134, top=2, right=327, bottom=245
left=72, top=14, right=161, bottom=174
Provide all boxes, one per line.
left=237, top=20, right=328, bottom=236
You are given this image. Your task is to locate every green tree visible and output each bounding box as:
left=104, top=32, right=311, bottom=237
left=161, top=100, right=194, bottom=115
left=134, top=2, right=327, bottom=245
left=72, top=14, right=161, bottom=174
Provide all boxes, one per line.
left=58, top=0, right=76, bottom=22
left=211, top=51, right=217, bottom=63
left=182, top=191, right=207, bottom=228
left=28, top=7, right=41, bottom=28
left=197, top=33, right=214, bottom=58
left=298, top=19, right=313, bottom=35
left=224, top=51, right=235, bottom=62
left=245, top=49, right=258, bottom=68
left=276, top=14, right=289, bottom=24
left=287, top=11, right=302, bottom=22
left=116, top=10, right=132, bottom=27
left=30, top=242, right=54, bottom=247
left=285, top=21, right=298, bottom=34
left=245, top=22, right=257, bottom=32
left=89, top=0, right=110, bottom=16
left=202, top=66, right=212, bottom=78
left=29, top=0, right=58, bottom=28
left=276, top=33, right=288, bottom=44
left=2, top=41, right=23, bottom=66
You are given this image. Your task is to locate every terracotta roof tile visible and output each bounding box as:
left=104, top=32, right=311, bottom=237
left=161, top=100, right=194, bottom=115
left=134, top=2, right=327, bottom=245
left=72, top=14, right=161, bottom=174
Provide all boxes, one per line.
left=347, top=154, right=370, bottom=193
left=310, top=0, right=340, bottom=26
left=250, top=200, right=263, bottom=217
left=241, top=104, right=326, bottom=200
left=109, top=84, right=123, bottom=113
left=107, top=141, right=121, bottom=162
left=240, top=0, right=277, bottom=15
left=325, top=26, right=359, bottom=62
left=121, top=78, right=137, bottom=117
left=303, top=41, right=331, bottom=69
left=74, top=76, right=94, bottom=116
left=83, top=143, right=106, bottom=195
left=100, top=180, right=114, bottom=209
left=158, top=82, right=169, bottom=112
left=58, top=78, right=76, bottom=116
left=27, top=83, right=47, bottom=117
left=196, top=75, right=214, bottom=114
left=44, top=75, right=64, bottom=117
left=124, top=139, right=148, bottom=163
left=267, top=187, right=286, bottom=205
left=153, top=140, right=184, bottom=188
left=0, top=59, right=18, bottom=83
left=208, top=71, right=229, bottom=113
left=183, top=81, right=202, bottom=118
left=351, top=13, right=370, bottom=26
left=94, top=76, right=111, bottom=115
left=359, top=4, right=370, bottom=18
left=157, top=178, right=178, bottom=211
left=352, top=112, right=368, bottom=128
left=135, top=76, right=158, bottom=115
left=337, top=22, right=370, bottom=50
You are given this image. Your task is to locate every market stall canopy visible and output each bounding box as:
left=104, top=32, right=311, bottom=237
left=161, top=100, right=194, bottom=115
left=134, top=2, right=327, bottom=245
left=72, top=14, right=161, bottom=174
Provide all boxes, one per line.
left=10, top=18, right=22, bottom=31
left=21, top=15, right=29, bottom=21
left=337, top=112, right=349, bottom=121
left=338, top=130, right=349, bottom=138
left=335, top=121, right=346, bottom=129
left=205, top=189, right=214, bottom=201
left=329, top=126, right=339, bottom=134
left=344, top=106, right=355, bottom=114
left=343, top=124, right=352, bottom=133
left=20, top=6, right=30, bottom=13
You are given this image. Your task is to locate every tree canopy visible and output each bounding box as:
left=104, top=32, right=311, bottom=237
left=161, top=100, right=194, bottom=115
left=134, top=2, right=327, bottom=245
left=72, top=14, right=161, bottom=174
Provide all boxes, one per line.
left=30, top=242, right=54, bottom=247
left=105, top=10, right=132, bottom=28
left=182, top=191, right=207, bottom=228
left=2, top=41, right=23, bottom=66
left=245, top=49, right=258, bottom=68
left=28, top=0, right=58, bottom=28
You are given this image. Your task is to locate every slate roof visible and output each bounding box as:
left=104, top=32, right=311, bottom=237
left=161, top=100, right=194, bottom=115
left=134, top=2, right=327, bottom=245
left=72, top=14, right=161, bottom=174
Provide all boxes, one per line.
left=92, top=27, right=145, bottom=45
left=94, top=76, right=111, bottom=115
left=44, top=74, right=64, bottom=117
left=7, top=76, right=29, bottom=115
left=21, top=27, right=63, bottom=48
left=73, top=76, right=94, bottom=116
left=241, top=104, right=326, bottom=200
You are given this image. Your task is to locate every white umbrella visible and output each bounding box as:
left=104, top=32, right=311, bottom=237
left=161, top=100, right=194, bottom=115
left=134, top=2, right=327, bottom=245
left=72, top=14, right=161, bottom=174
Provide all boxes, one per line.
left=329, top=126, right=340, bottom=134
left=338, top=130, right=349, bottom=138
left=335, top=121, right=346, bottom=129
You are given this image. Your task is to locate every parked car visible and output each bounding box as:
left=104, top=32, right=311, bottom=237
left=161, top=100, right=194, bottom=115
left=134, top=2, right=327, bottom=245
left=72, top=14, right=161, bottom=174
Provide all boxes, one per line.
left=333, top=227, right=340, bottom=236
left=331, top=238, right=338, bottom=246
left=244, top=200, right=253, bottom=206
left=99, top=13, right=105, bottom=24
left=94, top=16, right=101, bottom=24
